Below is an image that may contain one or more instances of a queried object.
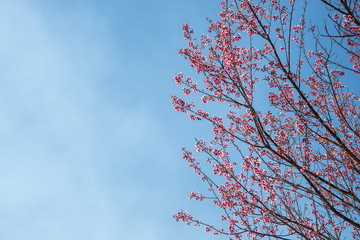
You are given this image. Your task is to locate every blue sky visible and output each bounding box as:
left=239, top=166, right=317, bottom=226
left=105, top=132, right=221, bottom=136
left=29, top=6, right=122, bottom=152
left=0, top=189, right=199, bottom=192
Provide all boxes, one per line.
left=1, top=1, right=359, bottom=240
left=0, top=0, right=222, bottom=239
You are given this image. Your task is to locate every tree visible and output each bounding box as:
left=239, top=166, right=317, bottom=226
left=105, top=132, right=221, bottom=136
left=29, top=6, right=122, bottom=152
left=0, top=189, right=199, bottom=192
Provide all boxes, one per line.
left=172, top=0, right=360, bottom=239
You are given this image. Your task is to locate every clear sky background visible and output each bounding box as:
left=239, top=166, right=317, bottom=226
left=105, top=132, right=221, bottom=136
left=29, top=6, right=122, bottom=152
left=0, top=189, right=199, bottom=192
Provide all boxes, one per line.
left=0, top=0, right=222, bottom=239
left=0, top=1, right=359, bottom=240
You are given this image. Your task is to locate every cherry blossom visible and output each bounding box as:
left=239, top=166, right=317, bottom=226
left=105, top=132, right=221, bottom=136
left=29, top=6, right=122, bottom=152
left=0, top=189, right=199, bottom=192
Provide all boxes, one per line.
left=172, top=0, right=360, bottom=239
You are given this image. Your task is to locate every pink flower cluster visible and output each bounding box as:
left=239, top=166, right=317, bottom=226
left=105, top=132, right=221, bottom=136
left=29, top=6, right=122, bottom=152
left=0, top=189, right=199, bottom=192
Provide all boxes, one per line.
left=172, top=0, right=360, bottom=239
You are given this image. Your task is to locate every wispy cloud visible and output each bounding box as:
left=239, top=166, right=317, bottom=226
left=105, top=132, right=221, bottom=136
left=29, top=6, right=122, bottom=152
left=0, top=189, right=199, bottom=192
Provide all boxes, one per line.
left=0, top=1, right=129, bottom=239
left=0, top=0, right=222, bottom=239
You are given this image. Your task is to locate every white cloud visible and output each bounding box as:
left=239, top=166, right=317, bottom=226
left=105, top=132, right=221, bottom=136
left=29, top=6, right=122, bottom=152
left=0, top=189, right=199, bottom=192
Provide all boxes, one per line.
left=0, top=1, right=127, bottom=239
left=0, top=0, right=185, bottom=239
